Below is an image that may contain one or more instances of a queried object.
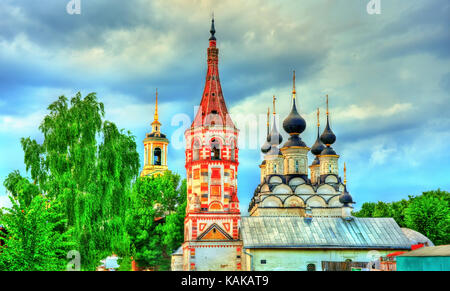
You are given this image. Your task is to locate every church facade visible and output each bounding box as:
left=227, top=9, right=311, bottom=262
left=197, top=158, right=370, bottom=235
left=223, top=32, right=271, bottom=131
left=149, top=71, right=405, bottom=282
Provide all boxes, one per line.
left=180, top=18, right=242, bottom=271
left=172, top=19, right=417, bottom=271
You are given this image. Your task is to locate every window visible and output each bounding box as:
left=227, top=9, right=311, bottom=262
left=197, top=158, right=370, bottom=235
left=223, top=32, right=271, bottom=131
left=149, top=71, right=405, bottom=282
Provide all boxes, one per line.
left=260, top=260, right=266, bottom=264
left=230, top=140, right=236, bottom=161
left=307, top=264, right=316, bottom=271
left=193, top=140, right=200, bottom=161
left=274, top=164, right=277, bottom=173
left=295, top=160, right=299, bottom=173
left=153, top=148, right=162, bottom=165
left=211, top=139, right=221, bottom=160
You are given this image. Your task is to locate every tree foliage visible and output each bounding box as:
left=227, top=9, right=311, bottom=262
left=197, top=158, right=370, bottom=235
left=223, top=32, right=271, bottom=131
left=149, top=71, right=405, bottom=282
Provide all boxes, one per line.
left=126, top=171, right=186, bottom=270
left=405, top=194, right=449, bottom=245
left=353, top=189, right=450, bottom=244
left=0, top=173, right=73, bottom=271
left=3, top=92, right=140, bottom=270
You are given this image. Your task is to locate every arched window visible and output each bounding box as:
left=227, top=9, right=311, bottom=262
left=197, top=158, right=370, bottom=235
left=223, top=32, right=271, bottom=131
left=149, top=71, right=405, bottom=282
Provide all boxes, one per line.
left=273, top=164, right=277, bottom=173
left=307, top=264, right=316, bottom=271
left=295, top=160, right=299, bottom=173
left=153, top=148, right=162, bottom=165
left=193, top=140, right=200, bottom=161
left=211, top=138, right=221, bottom=160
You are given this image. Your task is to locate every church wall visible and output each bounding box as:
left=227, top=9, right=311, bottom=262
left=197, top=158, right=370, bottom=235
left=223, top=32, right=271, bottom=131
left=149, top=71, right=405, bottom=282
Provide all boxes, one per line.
left=243, top=248, right=395, bottom=271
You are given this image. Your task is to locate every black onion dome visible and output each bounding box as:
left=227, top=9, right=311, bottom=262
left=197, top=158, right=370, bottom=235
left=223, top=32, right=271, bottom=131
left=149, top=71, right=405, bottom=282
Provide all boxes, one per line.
left=320, top=119, right=336, bottom=146
left=267, top=117, right=283, bottom=146
left=321, top=146, right=336, bottom=156
left=261, top=140, right=271, bottom=154
left=283, top=135, right=307, bottom=148
left=283, top=99, right=306, bottom=135
left=311, top=132, right=325, bottom=156
left=339, top=192, right=354, bottom=205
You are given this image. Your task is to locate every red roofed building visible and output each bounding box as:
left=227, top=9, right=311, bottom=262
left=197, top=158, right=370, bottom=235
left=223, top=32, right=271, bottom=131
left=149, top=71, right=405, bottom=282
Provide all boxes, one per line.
left=179, top=17, right=242, bottom=271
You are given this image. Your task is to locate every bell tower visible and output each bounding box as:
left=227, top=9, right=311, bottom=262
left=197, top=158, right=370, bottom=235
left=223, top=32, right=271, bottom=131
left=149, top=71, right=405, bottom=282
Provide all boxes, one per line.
left=182, top=17, right=242, bottom=271
left=141, top=89, right=169, bottom=177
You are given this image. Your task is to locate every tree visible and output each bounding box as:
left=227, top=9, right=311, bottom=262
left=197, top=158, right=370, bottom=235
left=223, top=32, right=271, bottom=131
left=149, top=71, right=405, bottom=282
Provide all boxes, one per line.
left=353, top=202, right=376, bottom=217
left=405, top=194, right=450, bottom=245
left=126, top=171, right=186, bottom=270
left=0, top=173, right=73, bottom=271
left=15, top=92, right=140, bottom=270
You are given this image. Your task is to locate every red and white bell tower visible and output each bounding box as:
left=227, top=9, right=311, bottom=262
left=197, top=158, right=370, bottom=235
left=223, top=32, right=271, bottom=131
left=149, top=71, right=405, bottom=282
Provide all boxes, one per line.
left=182, top=18, right=242, bottom=271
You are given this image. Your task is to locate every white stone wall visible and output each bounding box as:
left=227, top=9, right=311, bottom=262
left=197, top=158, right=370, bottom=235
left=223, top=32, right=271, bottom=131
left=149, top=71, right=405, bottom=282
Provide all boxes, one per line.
left=243, top=248, right=396, bottom=271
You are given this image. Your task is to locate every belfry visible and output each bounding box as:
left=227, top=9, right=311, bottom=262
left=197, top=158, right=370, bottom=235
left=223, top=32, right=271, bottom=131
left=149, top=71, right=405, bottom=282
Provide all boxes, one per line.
left=181, top=17, right=242, bottom=271
left=140, top=89, right=169, bottom=177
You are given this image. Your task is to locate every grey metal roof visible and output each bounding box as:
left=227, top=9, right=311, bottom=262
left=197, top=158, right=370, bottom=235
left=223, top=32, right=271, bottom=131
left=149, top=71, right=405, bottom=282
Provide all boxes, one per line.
left=398, top=245, right=450, bottom=257
left=401, top=228, right=434, bottom=246
left=241, top=216, right=411, bottom=250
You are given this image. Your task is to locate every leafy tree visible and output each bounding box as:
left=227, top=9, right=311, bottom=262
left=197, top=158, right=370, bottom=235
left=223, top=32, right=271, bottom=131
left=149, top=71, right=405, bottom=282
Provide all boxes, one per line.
left=405, top=194, right=450, bottom=245
left=14, top=92, right=140, bottom=270
left=390, top=199, right=409, bottom=227
left=372, top=201, right=392, bottom=218
left=0, top=174, right=73, bottom=271
left=353, top=202, right=376, bottom=217
left=126, top=171, right=186, bottom=270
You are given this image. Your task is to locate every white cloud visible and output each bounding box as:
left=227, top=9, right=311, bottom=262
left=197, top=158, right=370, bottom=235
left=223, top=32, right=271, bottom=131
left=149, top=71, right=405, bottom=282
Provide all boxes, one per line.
left=0, top=195, right=12, bottom=209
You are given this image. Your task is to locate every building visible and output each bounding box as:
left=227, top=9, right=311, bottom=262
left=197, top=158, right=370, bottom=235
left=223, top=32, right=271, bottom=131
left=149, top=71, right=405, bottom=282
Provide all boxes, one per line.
left=241, top=217, right=411, bottom=271
left=172, top=18, right=420, bottom=271
left=140, top=89, right=169, bottom=177
left=240, top=70, right=413, bottom=271
left=179, top=18, right=242, bottom=271
left=396, top=245, right=450, bottom=271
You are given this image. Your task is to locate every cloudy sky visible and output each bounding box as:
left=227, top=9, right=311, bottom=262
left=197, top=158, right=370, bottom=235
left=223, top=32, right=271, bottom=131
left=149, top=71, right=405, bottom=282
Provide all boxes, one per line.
left=0, top=0, right=449, bottom=213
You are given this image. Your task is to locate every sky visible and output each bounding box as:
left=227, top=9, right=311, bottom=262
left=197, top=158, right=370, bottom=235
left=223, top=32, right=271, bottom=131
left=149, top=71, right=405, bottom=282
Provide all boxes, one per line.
left=0, top=0, right=449, bottom=214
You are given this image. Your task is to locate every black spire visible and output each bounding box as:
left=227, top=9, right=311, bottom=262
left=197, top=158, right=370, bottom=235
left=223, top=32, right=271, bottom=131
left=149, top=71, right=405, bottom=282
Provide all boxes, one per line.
left=209, top=17, right=216, bottom=41
left=311, top=108, right=325, bottom=156
left=282, top=71, right=307, bottom=148
left=261, top=108, right=271, bottom=154
left=320, top=95, right=337, bottom=155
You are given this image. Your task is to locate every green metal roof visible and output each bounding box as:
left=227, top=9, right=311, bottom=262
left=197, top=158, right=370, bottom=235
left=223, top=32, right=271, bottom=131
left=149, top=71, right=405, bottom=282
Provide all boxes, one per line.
left=241, top=216, right=411, bottom=250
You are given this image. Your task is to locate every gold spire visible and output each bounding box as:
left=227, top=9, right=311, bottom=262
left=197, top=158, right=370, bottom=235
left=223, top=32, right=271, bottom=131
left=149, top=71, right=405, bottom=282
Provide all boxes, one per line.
left=154, top=88, right=159, bottom=122
left=267, top=107, right=270, bottom=135
left=317, top=108, right=320, bottom=128
left=292, top=70, right=296, bottom=99
left=344, top=162, right=347, bottom=185
left=272, top=95, right=276, bottom=115
left=326, top=94, right=329, bottom=116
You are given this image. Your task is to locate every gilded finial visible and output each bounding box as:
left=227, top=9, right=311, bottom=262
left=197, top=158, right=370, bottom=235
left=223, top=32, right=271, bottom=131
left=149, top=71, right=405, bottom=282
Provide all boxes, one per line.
left=344, top=162, right=347, bottom=185
left=272, top=95, right=276, bottom=115
left=267, top=107, right=270, bottom=135
left=326, top=94, right=329, bottom=116
left=292, top=70, right=296, bottom=99
left=154, top=88, right=159, bottom=121
left=317, top=108, right=320, bottom=128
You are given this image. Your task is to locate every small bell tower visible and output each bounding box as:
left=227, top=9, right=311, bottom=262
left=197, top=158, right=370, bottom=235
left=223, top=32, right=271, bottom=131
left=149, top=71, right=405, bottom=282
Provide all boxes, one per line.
left=141, top=89, right=169, bottom=177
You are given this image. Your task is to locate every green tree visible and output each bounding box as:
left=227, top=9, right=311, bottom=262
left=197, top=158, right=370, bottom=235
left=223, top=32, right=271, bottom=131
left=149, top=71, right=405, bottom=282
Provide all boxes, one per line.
left=15, top=92, right=140, bottom=270
left=126, top=171, right=186, bottom=270
left=405, top=194, right=450, bottom=245
left=0, top=173, right=73, bottom=271
left=353, top=202, right=376, bottom=217
left=372, top=201, right=392, bottom=218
